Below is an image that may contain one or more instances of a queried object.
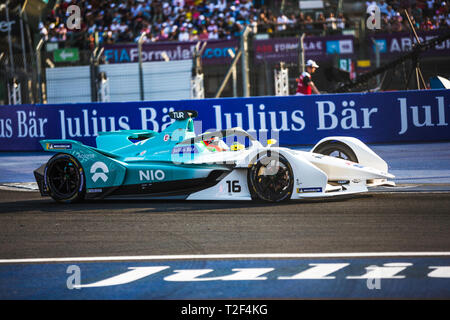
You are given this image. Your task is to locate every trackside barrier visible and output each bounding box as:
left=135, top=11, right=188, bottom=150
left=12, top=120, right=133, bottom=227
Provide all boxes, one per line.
left=0, top=89, right=449, bottom=151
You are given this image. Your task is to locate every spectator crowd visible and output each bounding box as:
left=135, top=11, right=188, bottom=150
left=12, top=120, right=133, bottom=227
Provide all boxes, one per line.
left=366, top=0, right=450, bottom=32
left=38, top=0, right=450, bottom=49
left=39, top=0, right=349, bottom=49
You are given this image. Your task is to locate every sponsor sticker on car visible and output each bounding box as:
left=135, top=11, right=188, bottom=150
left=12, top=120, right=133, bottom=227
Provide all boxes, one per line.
left=46, top=143, right=72, bottom=150
left=297, top=187, right=323, bottom=193
left=171, top=145, right=198, bottom=154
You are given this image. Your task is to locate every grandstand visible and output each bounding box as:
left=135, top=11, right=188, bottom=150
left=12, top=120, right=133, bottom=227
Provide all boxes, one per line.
left=36, top=1, right=449, bottom=47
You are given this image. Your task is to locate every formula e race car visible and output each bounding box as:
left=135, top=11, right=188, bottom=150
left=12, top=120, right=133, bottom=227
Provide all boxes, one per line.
left=34, top=110, right=394, bottom=203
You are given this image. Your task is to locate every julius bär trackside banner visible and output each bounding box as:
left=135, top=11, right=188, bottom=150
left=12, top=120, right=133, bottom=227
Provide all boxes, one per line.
left=0, top=89, right=449, bottom=151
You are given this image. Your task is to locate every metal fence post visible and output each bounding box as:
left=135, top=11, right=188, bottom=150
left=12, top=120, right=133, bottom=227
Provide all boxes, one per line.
left=35, top=38, right=44, bottom=104
left=240, top=26, right=251, bottom=97
left=372, top=38, right=381, bottom=88
left=298, top=33, right=305, bottom=74
left=215, top=50, right=242, bottom=98
left=5, top=0, right=15, bottom=75
left=227, top=49, right=238, bottom=97
left=191, top=41, right=207, bottom=99
left=138, top=33, right=146, bottom=101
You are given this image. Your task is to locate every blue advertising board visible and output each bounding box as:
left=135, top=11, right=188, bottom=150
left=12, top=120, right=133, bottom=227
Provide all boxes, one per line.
left=0, top=89, right=449, bottom=151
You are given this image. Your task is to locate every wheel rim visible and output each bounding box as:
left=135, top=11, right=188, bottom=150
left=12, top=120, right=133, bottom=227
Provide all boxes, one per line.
left=47, top=158, right=80, bottom=199
left=250, top=155, right=293, bottom=202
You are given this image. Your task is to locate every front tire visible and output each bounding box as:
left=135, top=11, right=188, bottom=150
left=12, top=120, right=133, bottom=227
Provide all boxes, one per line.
left=45, top=153, right=85, bottom=203
left=248, top=151, right=294, bottom=202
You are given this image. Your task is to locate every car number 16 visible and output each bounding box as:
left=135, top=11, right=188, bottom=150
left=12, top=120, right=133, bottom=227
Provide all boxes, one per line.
left=226, top=180, right=241, bottom=193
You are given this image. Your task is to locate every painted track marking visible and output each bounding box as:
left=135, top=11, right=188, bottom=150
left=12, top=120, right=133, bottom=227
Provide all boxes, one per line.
left=2, top=252, right=450, bottom=264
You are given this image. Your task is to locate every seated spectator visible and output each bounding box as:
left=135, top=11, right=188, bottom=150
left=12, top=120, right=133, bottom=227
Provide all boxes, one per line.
left=386, top=5, right=397, bottom=19
left=287, top=13, right=297, bottom=30
left=426, top=0, right=436, bottom=17
left=178, top=26, right=189, bottom=41
left=209, top=28, right=219, bottom=40
left=326, top=13, right=338, bottom=31
left=39, top=22, right=48, bottom=41
left=198, top=27, right=209, bottom=40
left=276, top=13, right=289, bottom=31
left=391, top=13, right=404, bottom=31
left=379, top=0, right=390, bottom=15
left=296, top=12, right=305, bottom=29
left=337, top=13, right=346, bottom=29
left=412, top=4, right=424, bottom=24
left=381, top=12, right=392, bottom=32
left=189, top=28, right=199, bottom=41
left=315, top=13, right=327, bottom=31
left=304, top=15, right=314, bottom=30
left=421, top=16, right=436, bottom=29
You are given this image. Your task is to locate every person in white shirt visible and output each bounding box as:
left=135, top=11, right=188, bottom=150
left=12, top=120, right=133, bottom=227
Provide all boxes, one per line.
left=337, top=13, right=346, bottom=29
left=277, top=14, right=289, bottom=31
left=209, top=28, right=219, bottom=40
left=178, top=27, right=190, bottom=41
left=326, top=13, right=337, bottom=30
left=173, top=0, right=184, bottom=8
left=39, top=23, right=48, bottom=41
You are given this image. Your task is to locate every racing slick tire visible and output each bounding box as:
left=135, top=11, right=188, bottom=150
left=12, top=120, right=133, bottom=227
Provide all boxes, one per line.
left=312, top=141, right=358, bottom=163
left=45, top=153, right=86, bottom=203
left=248, top=151, right=294, bottom=202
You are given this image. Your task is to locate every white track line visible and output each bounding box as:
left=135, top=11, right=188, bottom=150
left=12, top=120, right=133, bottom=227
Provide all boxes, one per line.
left=1, top=252, right=450, bottom=264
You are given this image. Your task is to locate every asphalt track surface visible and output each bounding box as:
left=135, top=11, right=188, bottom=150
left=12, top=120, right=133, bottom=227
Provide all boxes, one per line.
left=0, top=142, right=449, bottom=299
left=0, top=190, right=449, bottom=259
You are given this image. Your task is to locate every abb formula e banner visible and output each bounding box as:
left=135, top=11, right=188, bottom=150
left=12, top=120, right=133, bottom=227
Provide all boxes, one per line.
left=253, top=34, right=355, bottom=64
left=369, top=30, right=450, bottom=59
left=0, top=89, right=449, bottom=151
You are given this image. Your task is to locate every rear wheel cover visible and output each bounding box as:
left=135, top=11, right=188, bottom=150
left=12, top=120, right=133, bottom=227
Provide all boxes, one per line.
left=313, top=142, right=358, bottom=163
left=45, top=154, right=85, bottom=203
left=248, top=152, right=294, bottom=202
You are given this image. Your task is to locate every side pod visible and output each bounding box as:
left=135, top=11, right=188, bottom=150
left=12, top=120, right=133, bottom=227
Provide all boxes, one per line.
left=37, top=140, right=127, bottom=194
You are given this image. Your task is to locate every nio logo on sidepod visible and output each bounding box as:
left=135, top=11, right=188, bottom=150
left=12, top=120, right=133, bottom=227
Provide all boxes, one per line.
left=90, top=162, right=109, bottom=183
left=139, top=170, right=165, bottom=181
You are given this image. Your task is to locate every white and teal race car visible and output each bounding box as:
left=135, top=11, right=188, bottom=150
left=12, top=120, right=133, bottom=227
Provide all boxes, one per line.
left=34, top=110, right=394, bottom=203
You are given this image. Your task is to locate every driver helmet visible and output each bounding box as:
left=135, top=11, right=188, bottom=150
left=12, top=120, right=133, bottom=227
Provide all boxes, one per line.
left=202, top=133, right=229, bottom=152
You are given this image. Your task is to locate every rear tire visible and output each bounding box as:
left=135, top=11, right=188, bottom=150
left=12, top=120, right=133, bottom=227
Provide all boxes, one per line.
left=247, top=151, right=294, bottom=202
left=313, top=141, right=358, bottom=163
left=45, top=153, right=85, bottom=203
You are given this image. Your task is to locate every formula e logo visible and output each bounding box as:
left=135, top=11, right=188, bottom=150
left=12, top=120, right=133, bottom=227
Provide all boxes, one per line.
left=90, top=162, right=109, bottom=183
